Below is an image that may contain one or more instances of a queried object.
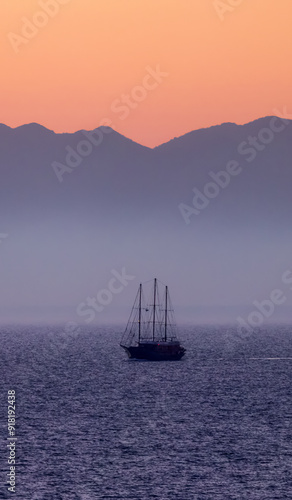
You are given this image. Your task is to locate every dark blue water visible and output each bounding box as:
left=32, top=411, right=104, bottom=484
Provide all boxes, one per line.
left=0, top=325, right=291, bottom=499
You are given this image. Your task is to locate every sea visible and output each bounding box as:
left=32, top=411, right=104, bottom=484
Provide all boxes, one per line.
left=0, top=324, right=291, bottom=500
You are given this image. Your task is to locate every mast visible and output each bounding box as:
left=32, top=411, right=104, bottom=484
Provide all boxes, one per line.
left=164, top=285, right=168, bottom=341
left=138, top=283, right=142, bottom=342
left=153, top=278, right=157, bottom=340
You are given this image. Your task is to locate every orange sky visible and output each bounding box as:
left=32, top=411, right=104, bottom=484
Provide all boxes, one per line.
left=1, top=0, right=292, bottom=147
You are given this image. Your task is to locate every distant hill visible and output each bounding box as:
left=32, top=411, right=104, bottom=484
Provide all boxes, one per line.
left=1, top=117, right=292, bottom=324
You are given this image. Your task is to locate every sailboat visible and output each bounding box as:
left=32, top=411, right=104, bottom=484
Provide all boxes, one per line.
left=120, top=278, right=186, bottom=361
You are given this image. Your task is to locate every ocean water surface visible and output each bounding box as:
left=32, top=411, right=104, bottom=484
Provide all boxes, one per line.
left=0, top=325, right=291, bottom=499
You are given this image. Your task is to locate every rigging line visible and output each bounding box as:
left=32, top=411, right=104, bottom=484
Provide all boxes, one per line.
left=141, top=278, right=155, bottom=285
left=141, top=278, right=167, bottom=287
left=156, top=278, right=167, bottom=287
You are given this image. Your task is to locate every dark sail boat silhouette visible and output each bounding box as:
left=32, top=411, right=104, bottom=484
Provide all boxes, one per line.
left=120, top=278, right=186, bottom=360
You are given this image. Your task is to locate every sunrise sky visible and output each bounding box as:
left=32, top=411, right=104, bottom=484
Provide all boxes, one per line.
left=1, top=0, right=292, bottom=147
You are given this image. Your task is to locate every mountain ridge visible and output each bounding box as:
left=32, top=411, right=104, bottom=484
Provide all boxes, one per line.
left=1, top=115, right=290, bottom=149
left=1, top=114, right=292, bottom=322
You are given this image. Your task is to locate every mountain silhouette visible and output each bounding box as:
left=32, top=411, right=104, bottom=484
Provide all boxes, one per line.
left=1, top=117, right=292, bottom=324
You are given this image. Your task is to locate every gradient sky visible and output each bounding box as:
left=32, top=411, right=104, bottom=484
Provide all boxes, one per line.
left=1, top=0, right=292, bottom=147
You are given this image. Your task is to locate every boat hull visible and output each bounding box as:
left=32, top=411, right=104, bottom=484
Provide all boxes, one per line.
left=121, top=342, right=186, bottom=361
